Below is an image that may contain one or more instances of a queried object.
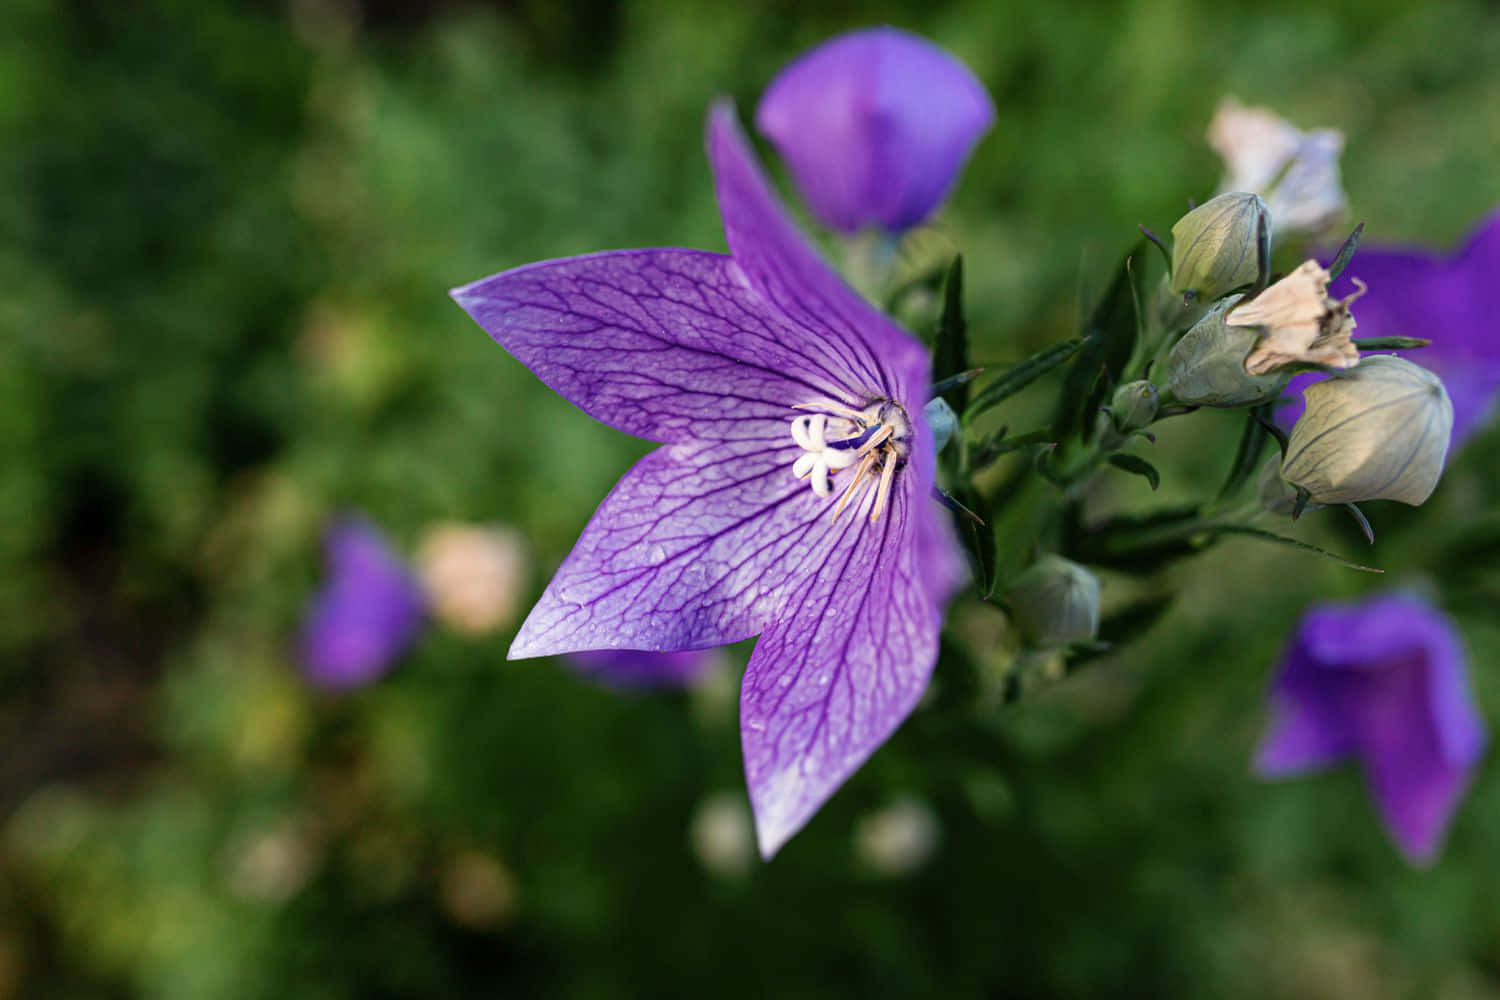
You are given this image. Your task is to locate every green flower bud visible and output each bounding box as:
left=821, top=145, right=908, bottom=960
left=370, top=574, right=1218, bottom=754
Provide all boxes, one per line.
left=1169, top=192, right=1270, bottom=302
left=1282, top=356, right=1452, bottom=506
left=1161, top=298, right=1288, bottom=407
left=1006, top=555, right=1101, bottom=648
left=1109, top=380, right=1159, bottom=431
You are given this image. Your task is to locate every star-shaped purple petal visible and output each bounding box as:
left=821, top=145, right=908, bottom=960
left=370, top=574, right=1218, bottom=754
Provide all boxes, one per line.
left=1279, top=210, right=1500, bottom=446
left=1255, top=593, right=1487, bottom=866
left=300, top=516, right=427, bottom=689
left=754, top=27, right=994, bottom=234
left=452, top=103, right=965, bottom=856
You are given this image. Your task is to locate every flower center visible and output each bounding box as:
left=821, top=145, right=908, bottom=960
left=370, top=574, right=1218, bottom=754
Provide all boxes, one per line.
left=788, top=399, right=911, bottom=522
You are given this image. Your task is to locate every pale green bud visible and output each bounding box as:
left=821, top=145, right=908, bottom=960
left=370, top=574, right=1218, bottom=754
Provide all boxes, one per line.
left=1006, top=555, right=1101, bottom=648
left=923, top=397, right=958, bottom=453
left=1095, top=380, right=1159, bottom=450
left=1161, top=297, right=1288, bottom=407
left=1282, top=356, right=1452, bottom=505
left=1169, top=192, right=1270, bottom=301
left=1109, top=380, right=1159, bottom=431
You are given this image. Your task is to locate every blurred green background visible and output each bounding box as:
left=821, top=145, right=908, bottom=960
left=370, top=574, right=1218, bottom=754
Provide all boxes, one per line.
left=3, top=0, right=1500, bottom=996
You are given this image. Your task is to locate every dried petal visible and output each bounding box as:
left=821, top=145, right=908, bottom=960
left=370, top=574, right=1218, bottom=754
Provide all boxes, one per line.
left=1230, top=260, right=1360, bottom=375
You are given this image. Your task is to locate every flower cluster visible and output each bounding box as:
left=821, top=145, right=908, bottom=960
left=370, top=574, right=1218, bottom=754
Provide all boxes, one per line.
left=428, top=27, right=1489, bottom=865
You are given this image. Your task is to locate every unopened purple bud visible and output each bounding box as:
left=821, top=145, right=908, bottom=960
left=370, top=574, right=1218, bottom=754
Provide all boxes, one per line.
left=755, top=28, right=995, bottom=234
left=299, top=516, right=426, bottom=689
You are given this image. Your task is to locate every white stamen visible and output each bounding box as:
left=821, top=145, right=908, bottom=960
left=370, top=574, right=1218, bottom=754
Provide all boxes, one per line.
left=789, top=397, right=913, bottom=522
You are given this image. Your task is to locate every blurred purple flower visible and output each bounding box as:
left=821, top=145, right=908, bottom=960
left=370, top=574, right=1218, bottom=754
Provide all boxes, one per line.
left=754, top=27, right=994, bottom=234
left=1278, top=211, right=1500, bottom=447
left=300, top=516, right=426, bottom=689
left=568, top=648, right=716, bottom=690
left=1255, top=593, right=1486, bottom=866
left=451, top=103, right=964, bottom=857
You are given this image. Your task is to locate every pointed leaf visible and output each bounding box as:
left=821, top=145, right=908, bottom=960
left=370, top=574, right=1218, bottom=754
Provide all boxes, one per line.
left=1326, top=222, right=1365, bottom=281
left=1210, top=525, right=1383, bottom=573
left=1216, top=405, right=1271, bottom=501
left=1353, top=336, right=1431, bottom=351
left=933, top=256, right=971, bottom=413
left=967, top=340, right=1083, bottom=421
left=1108, top=453, right=1160, bottom=491
left=1053, top=244, right=1145, bottom=442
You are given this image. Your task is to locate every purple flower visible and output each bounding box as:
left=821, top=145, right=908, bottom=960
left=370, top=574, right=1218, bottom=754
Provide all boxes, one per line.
left=567, top=648, right=716, bottom=690
left=451, top=103, right=965, bottom=856
left=299, top=516, right=426, bottom=689
left=1255, top=593, right=1487, bottom=866
left=754, top=27, right=994, bottom=235
left=1278, top=211, right=1500, bottom=446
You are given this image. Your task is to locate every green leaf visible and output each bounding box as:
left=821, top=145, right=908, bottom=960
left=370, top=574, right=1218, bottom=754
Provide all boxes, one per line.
left=969, top=428, right=1057, bottom=471
left=966, top=339, right=1083, bottom=422
left=932, top=257, right=970, bottom=413
left=1216, top=405, right=1270, bottom=501
left=1353, top=336, right=1431, bottom=351
left=1052, top=243, right=1144, bottom=442
left=1209, top=525, right=1383, bottom=573
left=1067, top=505, right=1209, bottom=574
left=1107, top=453, right=1160, bottom=490
left=1327, top=221, right=1365, bottom=280
left=948, top=484, right=997, bottom=597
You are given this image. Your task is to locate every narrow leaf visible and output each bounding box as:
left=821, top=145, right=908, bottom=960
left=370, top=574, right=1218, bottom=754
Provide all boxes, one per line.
left=1108, top=453, right=1160, bottom=490
left=966, top=339, right=1084, bottom=421
left=933, top=257, right=970, bottom=413
left=1354, top=336, right=1430, bottom=351
left=1217, top=406, right=1270, bottom=501
left=1327, top=222, right=1365, bottom=280
left=1053, top=244, right=1144, bottom=442
left=1210, top=525, right=1383, bottom=573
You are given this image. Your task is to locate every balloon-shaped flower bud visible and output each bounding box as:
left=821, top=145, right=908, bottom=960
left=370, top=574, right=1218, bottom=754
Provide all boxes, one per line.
left=1006, top=555, right=1101, bottom=648
left=1096, top=380, right=1159, bottom=450
left=1257, top=458, right=1322, bottom=517
left=1169, top=192, right=1270, bottom=302
left=1161, top=297, right=1289, bottom=407
left=1228, top=260, right=1360, bottom=375
left=923, top=397, right=958, bottom=453
left=1282, top=356, right=1453, bottom=505
left=755, top=27, right=995, bottom=234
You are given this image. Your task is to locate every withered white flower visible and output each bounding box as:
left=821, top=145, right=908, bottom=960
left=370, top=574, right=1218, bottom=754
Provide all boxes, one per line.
left=1282, top=356, right=1452, bottom=505
left=1229, top=260, right=1362, bottom=375
left=1208, top=97, right=1346, bottom=240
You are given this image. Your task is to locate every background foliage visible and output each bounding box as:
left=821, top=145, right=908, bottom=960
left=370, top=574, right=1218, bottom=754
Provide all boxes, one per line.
left=3, top=0, right=1499, bottom=996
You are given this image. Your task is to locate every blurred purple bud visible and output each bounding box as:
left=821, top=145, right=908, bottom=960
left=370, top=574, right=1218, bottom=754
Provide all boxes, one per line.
left=755, top=27, right=994, bottom=234
left=1255, top=593, right=1487, bottom=866
left=567, top=648, right=718, bottom=691
left=299, top=516, right=426, bottom=689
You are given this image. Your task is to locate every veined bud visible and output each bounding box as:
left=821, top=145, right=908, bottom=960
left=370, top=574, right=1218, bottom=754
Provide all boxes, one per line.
left=1169, top=192, right=1270, bottom=302
left=1109, top=380, right=1159, bottom=431
left=1282, top=356, right=1452, bottom=505
left=1161, top=298, right=1289, bottom=407
left=1095, top=380, right=1159, bottom=450
left=1227, top=260, right=1360, bottom=375
left=1006, top=555, right=1101, bottom=648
